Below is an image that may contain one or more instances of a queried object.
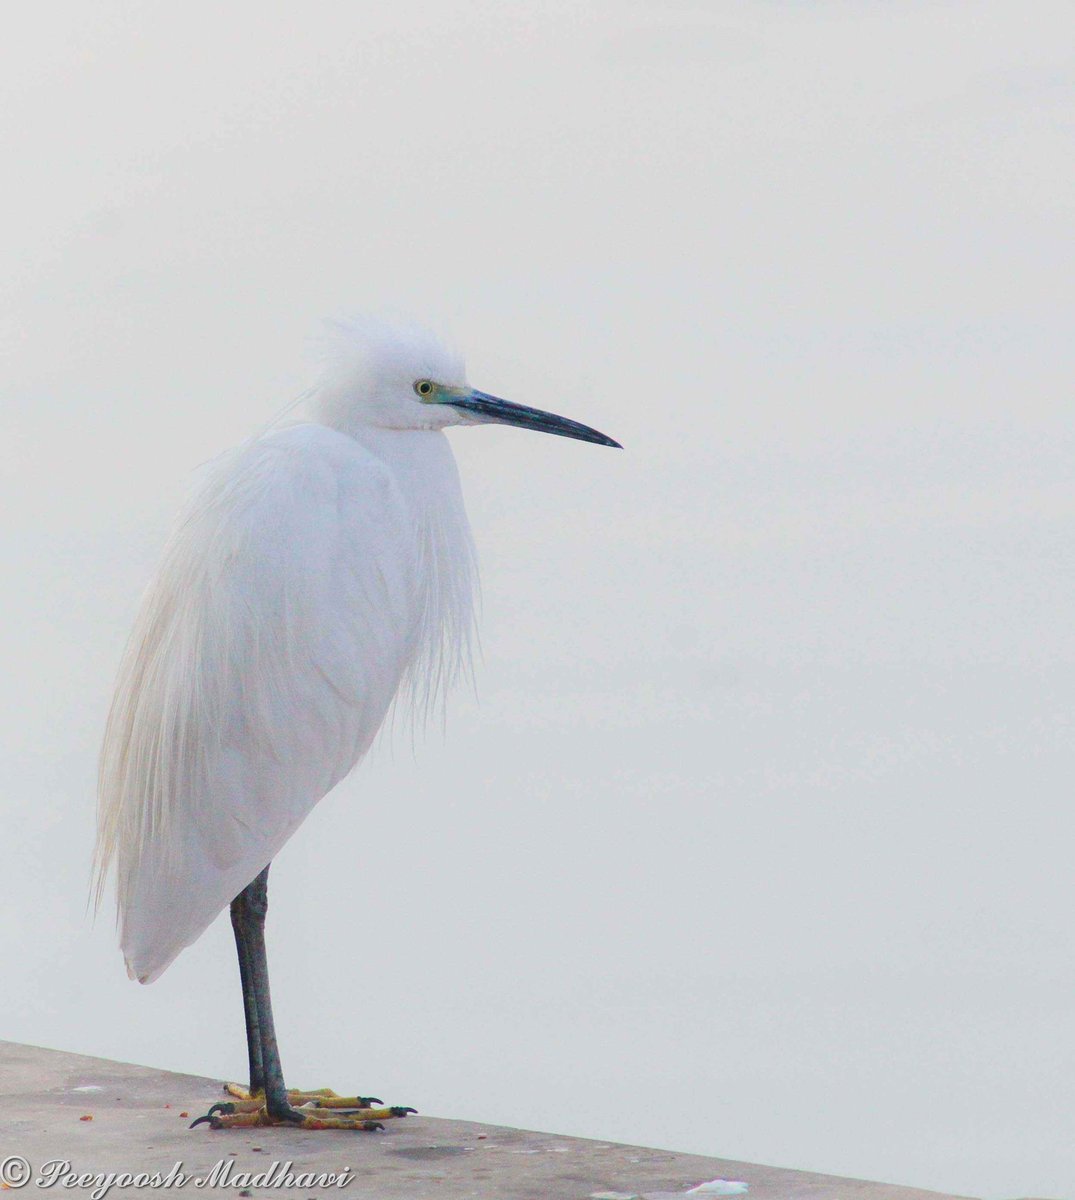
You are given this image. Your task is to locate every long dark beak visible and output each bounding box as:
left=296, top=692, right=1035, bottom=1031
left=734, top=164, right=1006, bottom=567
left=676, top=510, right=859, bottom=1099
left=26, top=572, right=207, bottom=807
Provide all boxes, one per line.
left=447, top=389, right=621, bottom=448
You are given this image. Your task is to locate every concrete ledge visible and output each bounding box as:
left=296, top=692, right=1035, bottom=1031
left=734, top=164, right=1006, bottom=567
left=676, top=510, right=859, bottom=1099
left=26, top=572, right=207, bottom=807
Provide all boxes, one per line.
left=1, top=1041, right=980, bottom=1199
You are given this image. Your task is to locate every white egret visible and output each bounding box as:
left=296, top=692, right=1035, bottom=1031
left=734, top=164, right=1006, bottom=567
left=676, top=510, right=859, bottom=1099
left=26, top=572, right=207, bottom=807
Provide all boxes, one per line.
left=93, top=315, right=619, bottom=1131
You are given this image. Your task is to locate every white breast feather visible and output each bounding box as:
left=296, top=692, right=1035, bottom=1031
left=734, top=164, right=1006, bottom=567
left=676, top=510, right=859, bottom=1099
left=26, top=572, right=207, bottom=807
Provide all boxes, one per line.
left=94, top=423, right=475, bottom=982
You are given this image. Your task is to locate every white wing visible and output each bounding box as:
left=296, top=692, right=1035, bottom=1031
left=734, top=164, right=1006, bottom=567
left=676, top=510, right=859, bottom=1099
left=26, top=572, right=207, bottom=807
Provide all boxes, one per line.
left=95, top=424, right=424, bottom=983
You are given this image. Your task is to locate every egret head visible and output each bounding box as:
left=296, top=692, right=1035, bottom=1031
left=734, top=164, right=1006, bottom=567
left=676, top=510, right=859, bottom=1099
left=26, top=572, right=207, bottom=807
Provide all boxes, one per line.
left=309, top=314, right=620, bottom=448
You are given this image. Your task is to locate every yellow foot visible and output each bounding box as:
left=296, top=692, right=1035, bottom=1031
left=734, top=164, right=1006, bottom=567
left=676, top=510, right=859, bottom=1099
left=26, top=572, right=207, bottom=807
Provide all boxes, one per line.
left=223, top=1083, right=388, bottom=1108
left=190, top=1084, right=415, bottom=1131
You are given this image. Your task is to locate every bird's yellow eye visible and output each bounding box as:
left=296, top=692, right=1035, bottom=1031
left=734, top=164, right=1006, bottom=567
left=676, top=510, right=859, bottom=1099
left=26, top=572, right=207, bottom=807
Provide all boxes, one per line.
left=414, top=379, right=434, bottom=399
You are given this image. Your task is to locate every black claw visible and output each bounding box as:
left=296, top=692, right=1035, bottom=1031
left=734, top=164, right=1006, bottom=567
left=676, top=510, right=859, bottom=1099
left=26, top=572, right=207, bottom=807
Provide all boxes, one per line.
left=390, top=1106, right=417, bottom=1117
left=189, top=1112, right=217, bottom=1129
left=208, top=1102, right=234, bottom=1117
left=359, top=1096, right=383, bottom=1107
left=365, top=1121, right=385, bottom=1132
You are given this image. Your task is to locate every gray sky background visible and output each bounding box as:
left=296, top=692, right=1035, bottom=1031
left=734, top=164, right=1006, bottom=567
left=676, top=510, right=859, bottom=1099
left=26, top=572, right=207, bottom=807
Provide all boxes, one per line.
left=1, top=4, right=1073, bottom=1196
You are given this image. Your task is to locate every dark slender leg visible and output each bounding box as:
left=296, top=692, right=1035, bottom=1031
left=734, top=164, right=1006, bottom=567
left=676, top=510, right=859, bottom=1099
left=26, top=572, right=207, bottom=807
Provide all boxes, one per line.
left=192, top=862, right=414, bottom=1130
left=230, top=887, right=264, bottom=1093
left=230, top=864, right=302, bottom=1123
